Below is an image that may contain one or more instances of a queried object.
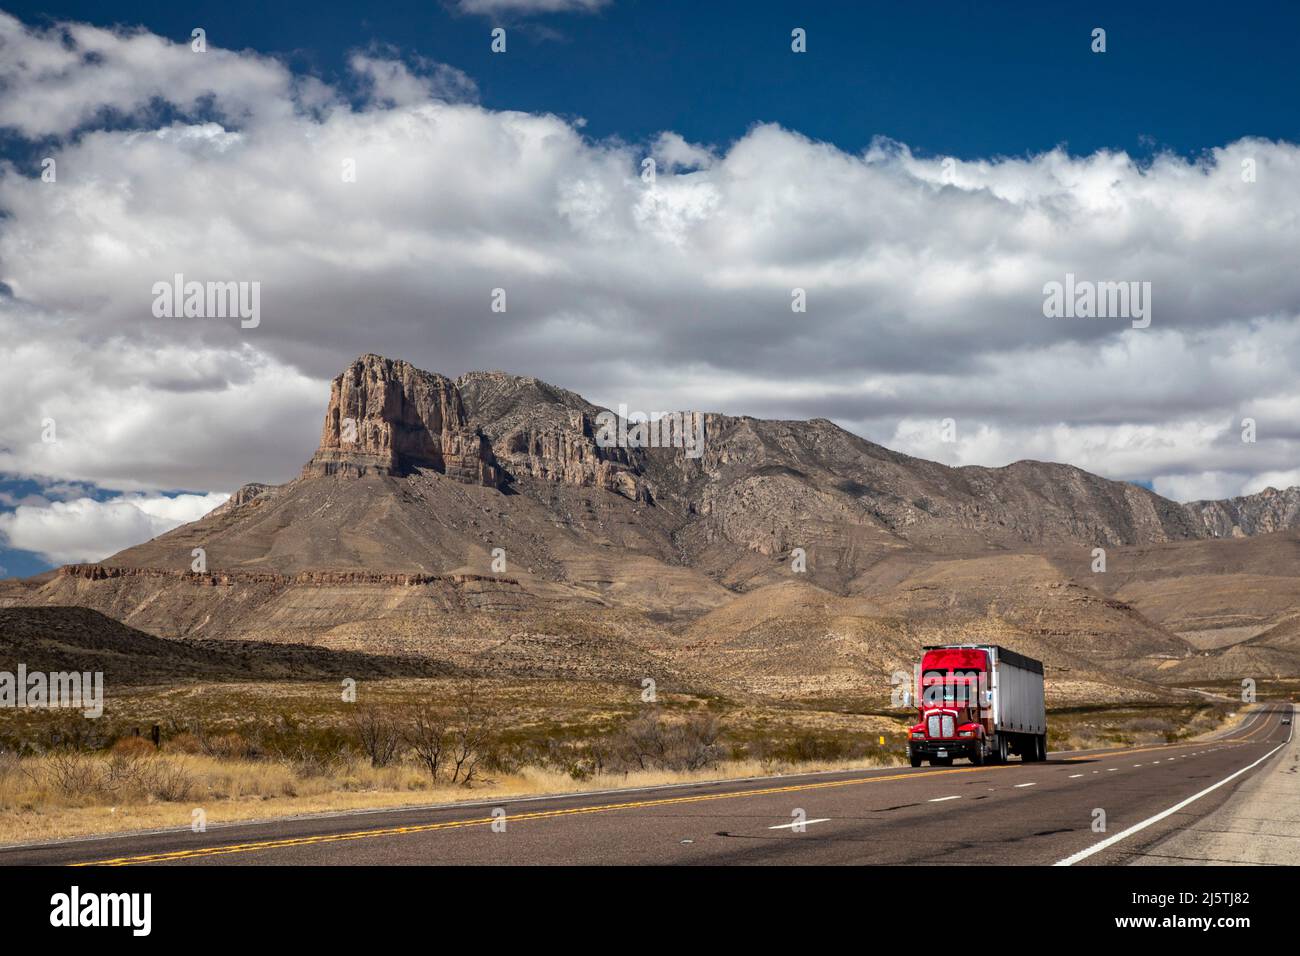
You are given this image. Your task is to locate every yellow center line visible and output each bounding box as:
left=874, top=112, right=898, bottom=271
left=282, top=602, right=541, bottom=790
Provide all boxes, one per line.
left=78, top=763, right=1027, bottom=866
left=75, top=712, right=1280, bottom=866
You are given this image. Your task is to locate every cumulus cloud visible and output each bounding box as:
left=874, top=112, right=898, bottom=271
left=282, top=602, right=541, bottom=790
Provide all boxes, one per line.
left=0, top=9, right=1298, bottom=527
left=0, top=492, right=228, bottom=564
left=0, top=13, right=304, bottom=137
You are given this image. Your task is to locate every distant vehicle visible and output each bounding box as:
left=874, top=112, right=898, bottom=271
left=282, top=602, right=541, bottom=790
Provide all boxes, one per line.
left=907, top=644, right=1047, bottom=767
left=1283, top=716, right=1292, bottom=725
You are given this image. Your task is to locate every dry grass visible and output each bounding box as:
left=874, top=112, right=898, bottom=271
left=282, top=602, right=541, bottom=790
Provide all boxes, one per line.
left=1046, top=700, right=1240, bottom=751
left=0, top=747, right=897, bottom=845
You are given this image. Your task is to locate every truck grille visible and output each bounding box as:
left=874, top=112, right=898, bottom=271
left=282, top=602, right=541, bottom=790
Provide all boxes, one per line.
left=927, top=714, right=955, bottom=738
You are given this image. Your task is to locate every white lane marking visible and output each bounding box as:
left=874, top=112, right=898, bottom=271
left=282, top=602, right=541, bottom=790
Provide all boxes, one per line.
left=1133, top=764, right=1142, bottom=767
left=1107, top=768, right=1117, bottom=772
left=769, top=818, right=831, bottom=830
left=928, top=795, right=961, bottom=803
left=1014, top=782, right=1036, bottom=788
left=1054, top=739, right=1290, bottom=866
left=1068, top=774, right=1084, bottom=779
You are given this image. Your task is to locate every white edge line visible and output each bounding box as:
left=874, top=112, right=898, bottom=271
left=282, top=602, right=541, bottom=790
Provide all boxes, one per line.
left=1054, top=728, right=1290, bottom=866
left=769, top=818, right=831, bottom=830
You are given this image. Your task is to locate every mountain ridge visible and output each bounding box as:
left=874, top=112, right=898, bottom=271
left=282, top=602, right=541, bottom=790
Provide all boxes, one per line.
left=7, top=353, right=1300, bottom=703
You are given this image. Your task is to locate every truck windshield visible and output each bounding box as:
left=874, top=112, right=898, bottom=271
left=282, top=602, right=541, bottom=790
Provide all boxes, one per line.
left=922, top=670, right=982, bottom=707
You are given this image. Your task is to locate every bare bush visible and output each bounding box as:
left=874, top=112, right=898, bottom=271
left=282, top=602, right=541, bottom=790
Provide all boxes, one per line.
left=402, top=703, right=451, bottom=782
left=144, top=758, right=195, bottom=802
left=101, top=751, right=153, bottom=795
left=41, top=750, right=101, bottom=798
left=203, top=732, right=256, bottom=760
left=613, top=710, right=723, bottom=773
left=450, top=688, right=492, bottom=786
left=350, top=705, right=401, bottom=768
left=288, top=747, right=342, bottom=780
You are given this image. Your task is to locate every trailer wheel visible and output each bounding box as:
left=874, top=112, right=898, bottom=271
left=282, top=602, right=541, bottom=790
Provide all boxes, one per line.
left=995, top=734, right=1008, bottom=764
left=1037, top=734, right=1048, bottom=762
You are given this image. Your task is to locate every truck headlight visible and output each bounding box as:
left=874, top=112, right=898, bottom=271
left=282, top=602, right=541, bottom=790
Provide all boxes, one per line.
left=910, top=732, right=924, bottom=739
left=958, top=731, right=975, bottom=737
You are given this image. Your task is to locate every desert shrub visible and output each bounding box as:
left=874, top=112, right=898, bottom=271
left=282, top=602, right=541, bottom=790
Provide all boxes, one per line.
left=110, top=736, right=158, bottom=758
left=101, top=753, right=152, bottom=795
left=164, top=732, right=205, bottom=755
left=402, top=703, right=451, bottom=782
left=449, top=689, right=493, bottom=786
left=203, top=732, right=257, bottom=760
left=288, top=746, right=345, bottom=780
left=611, top=710, right=724, bottom=773
left=350, top=705, right=401, bottom=768
left=42, top=750, right=101, bottom=798
left=144, top=758, right=195, bottom=802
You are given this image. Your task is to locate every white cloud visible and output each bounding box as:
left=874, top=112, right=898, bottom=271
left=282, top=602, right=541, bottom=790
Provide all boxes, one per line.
left=0, top=13, right=303, bottom=138
left=0, top=492, right=228, bottom=564
left=349, top=51, right=478, bottom=106
left=1153, top=472, right=1252, bottom=503
left=454, top=0, right=610, bottom=14
left=0, top=11, right=1298, bottom=520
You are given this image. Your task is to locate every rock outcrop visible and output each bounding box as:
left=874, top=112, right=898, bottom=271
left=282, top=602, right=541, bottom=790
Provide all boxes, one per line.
left=1184, top=486, right=1300, bottom=538
left=457, top=370, right=652, bottom=502
left=303, top=354, right=502, bottom=486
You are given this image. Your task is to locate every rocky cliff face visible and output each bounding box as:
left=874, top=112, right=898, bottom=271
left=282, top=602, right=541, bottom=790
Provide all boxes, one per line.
left=457, top=370, right=652, bottom=501
left=1184, top=486, right=1300, bottom=537
left=303, top=354, right=502, bottom=486
left=269, top=354, right=1300, bottom=554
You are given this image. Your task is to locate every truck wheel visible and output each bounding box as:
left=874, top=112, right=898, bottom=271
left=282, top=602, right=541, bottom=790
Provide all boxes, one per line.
left=910, top=753, right=922, bottom=768
left=970, top=743, right=985, bottom=766
left=996, top=734, right=1008, bottom=763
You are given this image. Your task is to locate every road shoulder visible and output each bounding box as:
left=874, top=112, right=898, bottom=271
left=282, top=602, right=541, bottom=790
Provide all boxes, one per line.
left=1130, top=711, right=1297, bottom=866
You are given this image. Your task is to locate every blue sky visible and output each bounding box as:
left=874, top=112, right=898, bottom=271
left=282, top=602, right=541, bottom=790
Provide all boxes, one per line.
left=1, top=1, right=1299, bottom=578
left=7, top=0, right=1297, bottom=159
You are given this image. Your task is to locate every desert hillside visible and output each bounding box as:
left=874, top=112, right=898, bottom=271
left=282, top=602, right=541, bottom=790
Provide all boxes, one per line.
left=6, top=353, right=1300, bottom=704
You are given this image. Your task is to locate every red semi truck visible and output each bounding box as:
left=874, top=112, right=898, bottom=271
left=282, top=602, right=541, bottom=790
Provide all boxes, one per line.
left=907, top=644, right=1047, bottom=767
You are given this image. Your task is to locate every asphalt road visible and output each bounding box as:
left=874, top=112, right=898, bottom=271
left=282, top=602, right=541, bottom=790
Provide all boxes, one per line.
left=4, top=703, right=1291, bottom=866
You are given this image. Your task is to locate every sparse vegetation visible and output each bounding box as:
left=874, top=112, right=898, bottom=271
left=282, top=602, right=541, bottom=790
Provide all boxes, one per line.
left=0, top=675, right=1249, bottom=844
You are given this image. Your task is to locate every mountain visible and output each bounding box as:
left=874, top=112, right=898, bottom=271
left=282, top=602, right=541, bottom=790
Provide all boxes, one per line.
left=7, top=352, right=1300, bottom=702
left=1184, top=486, right=1300, bottom=537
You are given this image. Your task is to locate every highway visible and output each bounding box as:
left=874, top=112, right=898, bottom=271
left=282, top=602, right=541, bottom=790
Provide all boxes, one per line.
left=3, top=703, right=1291, bottom=866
